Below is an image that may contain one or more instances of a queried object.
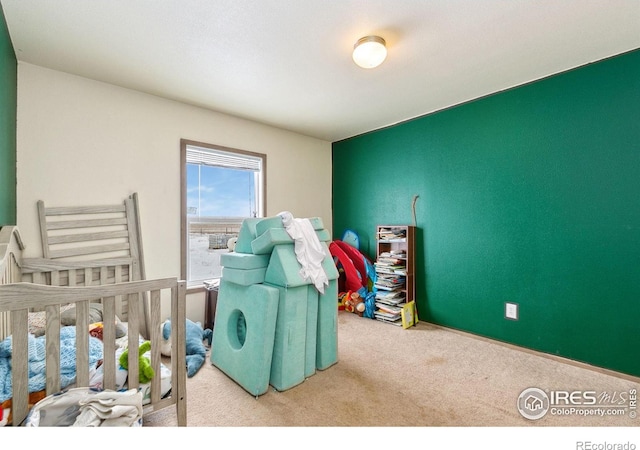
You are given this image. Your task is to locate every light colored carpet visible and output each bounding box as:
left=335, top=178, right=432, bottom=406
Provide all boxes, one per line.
left=143, top=311, right=639, bottom=428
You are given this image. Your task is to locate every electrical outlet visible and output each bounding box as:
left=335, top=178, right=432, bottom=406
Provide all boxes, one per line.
left=505, top=302, right=519, bottom=320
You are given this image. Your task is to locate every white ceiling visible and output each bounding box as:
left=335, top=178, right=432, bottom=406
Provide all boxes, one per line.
left=1, top=1, right=639, bottom=142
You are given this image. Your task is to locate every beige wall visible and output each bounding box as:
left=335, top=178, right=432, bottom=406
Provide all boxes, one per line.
left=16, top=63, right=332, bottom=321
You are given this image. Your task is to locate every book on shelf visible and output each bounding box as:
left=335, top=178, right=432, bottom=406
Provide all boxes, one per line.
left=377, top=227, right=407, bottom=241
left=374, top=310, right=400, bottom=320
left=375, top=268, right=401, bottom=276
left=375, top=292, right=405, bottom=305
left=376, top=289, right=404, bottom=297
left=382, top=249, right=407, bottom=255
left=375, top=286, right=404, bottom=294
left=375, top=291, right=402, bottom=298
left=376, top=257, right=404, bottom=265
left=376, top=273, right=405, bottom=282
left=378, top=251, right=406, bottom=259
left=375, top=299, right=404, bottom=307
left=374, top=284, right=403, bottom=292
left=377, top=269, right=405, bottom=276
left=374, top=312, right=402, bottom=326
left=375, top=302, right=402, bottom=315
left=375, top=271, right=405, bottom=280
left=375, top=263, right=405, bottom=272
left=375, top=278, right=404, bottom=289
left=375, top=282, right=405, bottom=291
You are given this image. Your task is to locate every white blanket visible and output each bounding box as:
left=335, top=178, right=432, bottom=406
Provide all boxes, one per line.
left=278, top=211, right=329, bottom=294
left=24, top=387, right=142, bottom=427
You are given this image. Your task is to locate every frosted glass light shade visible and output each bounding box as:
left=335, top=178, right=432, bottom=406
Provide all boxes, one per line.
left=352, top=36, right=387, bottom=69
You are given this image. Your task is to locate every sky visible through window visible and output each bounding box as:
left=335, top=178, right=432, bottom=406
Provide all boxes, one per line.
left=187, top=163, right=256, bottom=218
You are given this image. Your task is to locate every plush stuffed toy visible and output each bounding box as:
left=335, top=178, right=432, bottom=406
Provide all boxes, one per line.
left=161, top=319, right=213, bottom=378
left=343, top=291, right=365, bottom=317
left=119, top=341, right=155, bottom=384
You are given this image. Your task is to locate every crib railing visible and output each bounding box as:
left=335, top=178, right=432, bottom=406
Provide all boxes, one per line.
left=20, top=257, right=136, bottom=321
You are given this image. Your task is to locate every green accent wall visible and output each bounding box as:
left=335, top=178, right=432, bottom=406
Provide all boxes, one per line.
left=0, top=5, right=16, bottom=226
left=332, top=49, right=640, bottom=377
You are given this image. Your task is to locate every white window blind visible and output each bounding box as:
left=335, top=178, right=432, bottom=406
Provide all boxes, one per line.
left=186, top=146, right=261, bottom=171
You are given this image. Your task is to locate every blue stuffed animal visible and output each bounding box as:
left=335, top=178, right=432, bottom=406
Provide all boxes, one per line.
left=161, top=319, right=213, bottom=378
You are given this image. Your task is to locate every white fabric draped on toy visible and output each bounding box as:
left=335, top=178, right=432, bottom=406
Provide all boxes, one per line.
left=278, top=211, right=329, bottom=294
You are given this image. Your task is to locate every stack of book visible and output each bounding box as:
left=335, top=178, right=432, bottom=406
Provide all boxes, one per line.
left=376, top=251, right=407, bottom=273
left=377, top=227, right=407, bottom=241
left=374, top=300, right=418, bottom=329
left=374, top=249, right=407, bottom=326
left=375, top=251, right=406, bottom=291
left=375, top=272, right=405, bottom=292
left=374, top=301, right=403, bottom=325
left=375, top=290, right=405, bottom=305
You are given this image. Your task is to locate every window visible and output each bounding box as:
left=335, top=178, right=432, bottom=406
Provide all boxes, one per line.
left=181, top=139, right=266, bottom=288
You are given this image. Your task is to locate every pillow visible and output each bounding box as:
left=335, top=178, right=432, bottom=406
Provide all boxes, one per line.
left=28, top=304, right=75, bottom=337
left=28, top=311, right=46, bottom=337
left=60, top=303, right=127, bottom=338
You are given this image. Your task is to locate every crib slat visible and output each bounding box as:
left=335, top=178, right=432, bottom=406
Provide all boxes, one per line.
left=127, top=292, right=141, bottom=391
left=51, top=270, right=60, bottom=286
left=114, top=265, right=124, bottom=319
left=46, top=217, right=128, bottom=230
left=75, top=301, right=90, bottom=387
left=149, top=289, right=162, bottom=404
left=11, top=309, right=29, bottom=426
left=45, top=305, right=61, bottom=395
left=20, top=257, right=133, bottom=272
left=50, top=243, right=131, bottom=260
left=102, top=296, right=117, bottom=391
left=47, top=230, right=130, bottom=245
left=68, top=268, right=77, bottom=286
left=32, top=271, right=45, bottom=285
left=44, top=204, right=126, bottom=216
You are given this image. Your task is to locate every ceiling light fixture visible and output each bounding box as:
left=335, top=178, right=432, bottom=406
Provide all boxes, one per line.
left=352, top=35, right=387, bottom=69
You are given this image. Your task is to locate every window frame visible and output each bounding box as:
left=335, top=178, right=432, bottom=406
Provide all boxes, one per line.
left=180, top=139, right=267, bottom=291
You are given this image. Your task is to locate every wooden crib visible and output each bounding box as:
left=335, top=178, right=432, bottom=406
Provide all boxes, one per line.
left=0, top=226, right=187, bottom=426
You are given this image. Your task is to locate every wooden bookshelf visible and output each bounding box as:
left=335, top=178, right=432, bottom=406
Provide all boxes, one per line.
left=373, top=225, right=416, bottom=326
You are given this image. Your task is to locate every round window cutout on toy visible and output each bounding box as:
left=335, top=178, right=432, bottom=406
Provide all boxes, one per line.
left=227, top=309, right=247, bottom=349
